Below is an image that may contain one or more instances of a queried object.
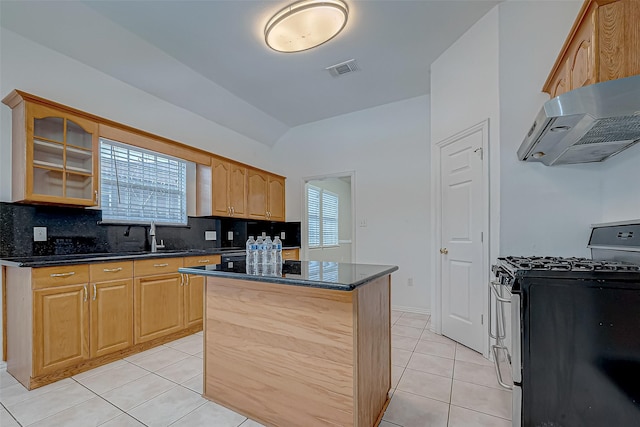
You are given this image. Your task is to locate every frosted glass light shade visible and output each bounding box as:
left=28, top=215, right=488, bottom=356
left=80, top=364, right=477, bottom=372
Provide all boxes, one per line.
left=265, top=0, right=348, bottom=53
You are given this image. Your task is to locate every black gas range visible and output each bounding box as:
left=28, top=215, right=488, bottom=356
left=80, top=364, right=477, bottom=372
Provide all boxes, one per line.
left=491, top=221, right=640, bottom=427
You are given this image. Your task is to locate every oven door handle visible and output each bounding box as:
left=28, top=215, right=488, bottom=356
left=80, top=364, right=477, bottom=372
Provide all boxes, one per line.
left=491, top=345, right=514, bottom=390
left=490, top=281, right=512, bottom=303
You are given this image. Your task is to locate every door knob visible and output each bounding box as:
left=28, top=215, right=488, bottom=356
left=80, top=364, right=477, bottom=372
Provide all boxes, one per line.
left=440, top=248, right=448, bottom=254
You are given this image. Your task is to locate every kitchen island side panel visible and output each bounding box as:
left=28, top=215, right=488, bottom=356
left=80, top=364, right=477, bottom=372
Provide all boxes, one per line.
left=204, top=277, right=355, bottom=426
left=355, top=275, right=391, bottom=426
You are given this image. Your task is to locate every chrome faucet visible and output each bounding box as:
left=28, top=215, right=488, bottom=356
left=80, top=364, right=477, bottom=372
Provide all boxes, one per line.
left=149, top=221, right=165, bottom=252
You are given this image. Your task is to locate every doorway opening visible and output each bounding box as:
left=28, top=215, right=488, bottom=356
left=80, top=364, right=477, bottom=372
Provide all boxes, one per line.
left=302, top=172, right=355, bottom=263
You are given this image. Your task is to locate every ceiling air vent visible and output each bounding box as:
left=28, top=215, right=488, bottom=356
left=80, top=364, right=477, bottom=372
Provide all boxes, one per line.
left=326, top=59, right=359, bottom=78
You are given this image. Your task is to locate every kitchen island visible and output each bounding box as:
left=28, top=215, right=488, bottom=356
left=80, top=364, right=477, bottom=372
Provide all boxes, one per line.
left=179, top=260, right=398, bottom=427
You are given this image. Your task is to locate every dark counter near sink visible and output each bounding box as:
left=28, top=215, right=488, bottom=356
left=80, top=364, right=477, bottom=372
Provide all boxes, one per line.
left=0, top=248, right=247, bottom=268
left=0, top=201, right=301, bottom=266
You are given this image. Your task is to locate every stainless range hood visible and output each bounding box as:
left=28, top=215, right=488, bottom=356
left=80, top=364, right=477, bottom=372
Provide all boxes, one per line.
left=518, top=74, right=640, bottom=166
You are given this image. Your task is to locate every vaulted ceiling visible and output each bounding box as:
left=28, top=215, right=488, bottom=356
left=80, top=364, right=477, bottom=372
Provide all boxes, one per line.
left=1, top=0, right=500, bottom=145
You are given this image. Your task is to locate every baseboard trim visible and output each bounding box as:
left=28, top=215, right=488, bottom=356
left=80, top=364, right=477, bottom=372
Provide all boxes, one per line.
left=392, top=305, right=431, bottom=315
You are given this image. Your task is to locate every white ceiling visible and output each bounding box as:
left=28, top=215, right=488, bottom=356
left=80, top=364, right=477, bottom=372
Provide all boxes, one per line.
left=1, top=0, right=500, bottom=146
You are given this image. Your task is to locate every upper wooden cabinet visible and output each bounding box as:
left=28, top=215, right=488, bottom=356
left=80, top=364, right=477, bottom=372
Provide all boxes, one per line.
left=247, top=169, right=286, bottom=221
left=211, top=157, right=247, bottom=217
left=2, top=91, right=99, bottom=206
left=543, top=0, right=640, bottom=98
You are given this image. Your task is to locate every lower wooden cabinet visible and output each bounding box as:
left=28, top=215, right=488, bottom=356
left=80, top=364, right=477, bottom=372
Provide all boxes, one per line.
left=134, top=273, right=184, bottom=344
left=33, top=284, right=90, bottom=376
left=6, top=254, right=215, bottom=390
left=91, top=279, right=134, bottom=358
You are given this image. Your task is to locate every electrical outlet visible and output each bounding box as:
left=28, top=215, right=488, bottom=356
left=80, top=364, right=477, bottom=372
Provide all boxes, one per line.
left=227, top=231, right=234, bottom=241
left=262, top=232, right=266, bottom=237
left=407, top=278, right=414, bottom=287
left=280, top=231, right=286, bottom=240
left=205, top=231, right=216, bottom=241
left=359, top=219, right=367, bottom=227
left=33, top=227, right=47, bottom=242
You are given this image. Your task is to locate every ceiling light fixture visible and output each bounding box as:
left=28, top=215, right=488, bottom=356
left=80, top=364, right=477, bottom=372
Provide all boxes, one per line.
left=264, top=0, right=349, bottom=53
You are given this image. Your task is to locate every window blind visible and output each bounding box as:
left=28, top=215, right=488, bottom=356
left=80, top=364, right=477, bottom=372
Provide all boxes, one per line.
left=322, top=190, right=339, bottom=246
left=308, top=185, right=321, bottom=247
left=307, top=184, right=339, bottom=248
left=100, top=139, right=187, bottom=224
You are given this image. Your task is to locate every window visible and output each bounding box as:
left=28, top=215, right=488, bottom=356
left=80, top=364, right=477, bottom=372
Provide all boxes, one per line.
left=100, top=139, right=187, bottom=224
left=307, top=184, right=339, bottom=248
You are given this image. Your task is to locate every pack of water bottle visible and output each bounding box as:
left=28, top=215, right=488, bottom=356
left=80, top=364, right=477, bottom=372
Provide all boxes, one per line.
left=246, top=235, right=283, bottom=276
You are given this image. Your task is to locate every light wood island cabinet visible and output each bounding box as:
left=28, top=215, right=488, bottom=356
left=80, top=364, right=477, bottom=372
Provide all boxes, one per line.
left=543, top=0, right=640, bottom=98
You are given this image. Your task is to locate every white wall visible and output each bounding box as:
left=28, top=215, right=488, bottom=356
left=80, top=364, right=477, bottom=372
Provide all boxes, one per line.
left=430, top=7, right=500, bottom=334
left=599, top=142, right=640, bottom=222
left=498, top=0, right=602, bottom=258
left=307, top=177, right=352, bottom=263
left=273, top=96, right=430, bottom=312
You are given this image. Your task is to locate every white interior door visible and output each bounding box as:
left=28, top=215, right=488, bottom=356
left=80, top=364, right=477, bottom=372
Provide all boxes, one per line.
left=439, top=124, right=486, bottom=352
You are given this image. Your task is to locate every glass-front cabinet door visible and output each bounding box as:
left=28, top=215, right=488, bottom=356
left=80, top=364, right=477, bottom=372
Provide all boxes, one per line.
left=27, top=103, right=98, bottom=206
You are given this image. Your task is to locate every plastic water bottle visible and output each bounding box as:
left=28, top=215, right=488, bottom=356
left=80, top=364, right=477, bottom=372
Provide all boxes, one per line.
left=255, top=236, right=264, bottom=275
left=263, top=236, right=273, bottom=275
left=245, top=236, right=256, bottom=274
left=273, top=236, right=283, bottom=276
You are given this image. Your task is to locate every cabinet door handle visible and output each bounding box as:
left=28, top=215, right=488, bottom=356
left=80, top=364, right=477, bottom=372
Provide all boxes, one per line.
left=180, top=273, right=185, bottom=286
left=51, top=272, right=75, bottom=278
left=83, top=285, right=88, bottom=302
left=103, top=267, right=123, bottom=273
left=94, top=190, right=99, bottom=203
left=198, top=259, right=210, bottom=263
left=231, top=206, right=235, bottom=215
left=92, top=284, right=97, bottom=301
left=153, top=263, right=169, bottom=268
left=186, top=274, right=190, bottom=286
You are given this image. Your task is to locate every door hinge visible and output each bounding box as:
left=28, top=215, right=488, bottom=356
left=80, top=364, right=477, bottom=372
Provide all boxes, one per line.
left=481, top=314, right=484, bottom=325
left=481, top=231, right=483, bottom=242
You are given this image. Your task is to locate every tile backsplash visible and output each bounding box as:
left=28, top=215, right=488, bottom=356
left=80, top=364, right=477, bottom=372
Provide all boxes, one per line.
left=0, top=202, right=300, bottom=258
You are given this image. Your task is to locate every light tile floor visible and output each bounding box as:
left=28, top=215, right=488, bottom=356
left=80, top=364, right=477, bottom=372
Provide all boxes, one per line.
left=0, top=312, right=511, bottom=426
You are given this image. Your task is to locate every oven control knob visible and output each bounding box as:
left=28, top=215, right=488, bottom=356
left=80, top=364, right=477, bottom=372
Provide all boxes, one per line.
left=440, top=248, right=449, bottom=254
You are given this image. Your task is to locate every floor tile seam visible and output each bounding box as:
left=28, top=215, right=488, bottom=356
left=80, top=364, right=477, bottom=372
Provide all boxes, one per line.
left=164, top=399, right=209, bottom=426
left=75, top=369, right=150, bottom=395
left=402, top=365, right=454, bottom=380
left=453, top=357, right=493, bottom=368
left=73, top=379, right=129, bottom=423
left=1, top=380, right=75, bottom=409
left=98, top=374, right=176, bottom=413
left=72, top=360, right=131, bottom=382
left=412, top=349, right=454, bottom=360
left=393, top=386, right=452, bottom=405
left=124, top=383, right=183, bottom=413
left=418, top=336, right=457, bottom=346
left=409, top=350, right=457, bottom=364
left=451, top=375, right=508, bottom=391
left=448, top=403, right=512, bottom=422
left=451, top=377, right=512, bottom=394
left=1, top=403, right=21, bottom=427
left=16, top=381, right=100, bottom=427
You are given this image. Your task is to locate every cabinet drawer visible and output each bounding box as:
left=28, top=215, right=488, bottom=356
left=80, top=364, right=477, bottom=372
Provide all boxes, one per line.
left=282, top=249, right=299, bottom=261
left=90, top=261, right=133, bottom=282
left=183, top=255, right=221, bottom=268
left=134, top=258, right=183, bottom=277
left=33, top=265, right=90, bottom=289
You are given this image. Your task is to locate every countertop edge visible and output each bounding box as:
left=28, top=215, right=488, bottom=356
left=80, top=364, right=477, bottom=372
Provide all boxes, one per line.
left=179, top=264, right=399, bottom=292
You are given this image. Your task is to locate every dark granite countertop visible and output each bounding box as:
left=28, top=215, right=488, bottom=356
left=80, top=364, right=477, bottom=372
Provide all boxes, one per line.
left=179, top=260, right=398, bottom=291
left=0, top=247, right=245, bottom=268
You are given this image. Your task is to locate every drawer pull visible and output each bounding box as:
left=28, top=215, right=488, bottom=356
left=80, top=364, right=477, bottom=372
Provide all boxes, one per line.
left=50, top=272, right=75, bottom=278
left=153, top=263, right=169, bottom=268
left=198, top=259, right=210, bottom=263
left=103, top=267, right=123, bottom=273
